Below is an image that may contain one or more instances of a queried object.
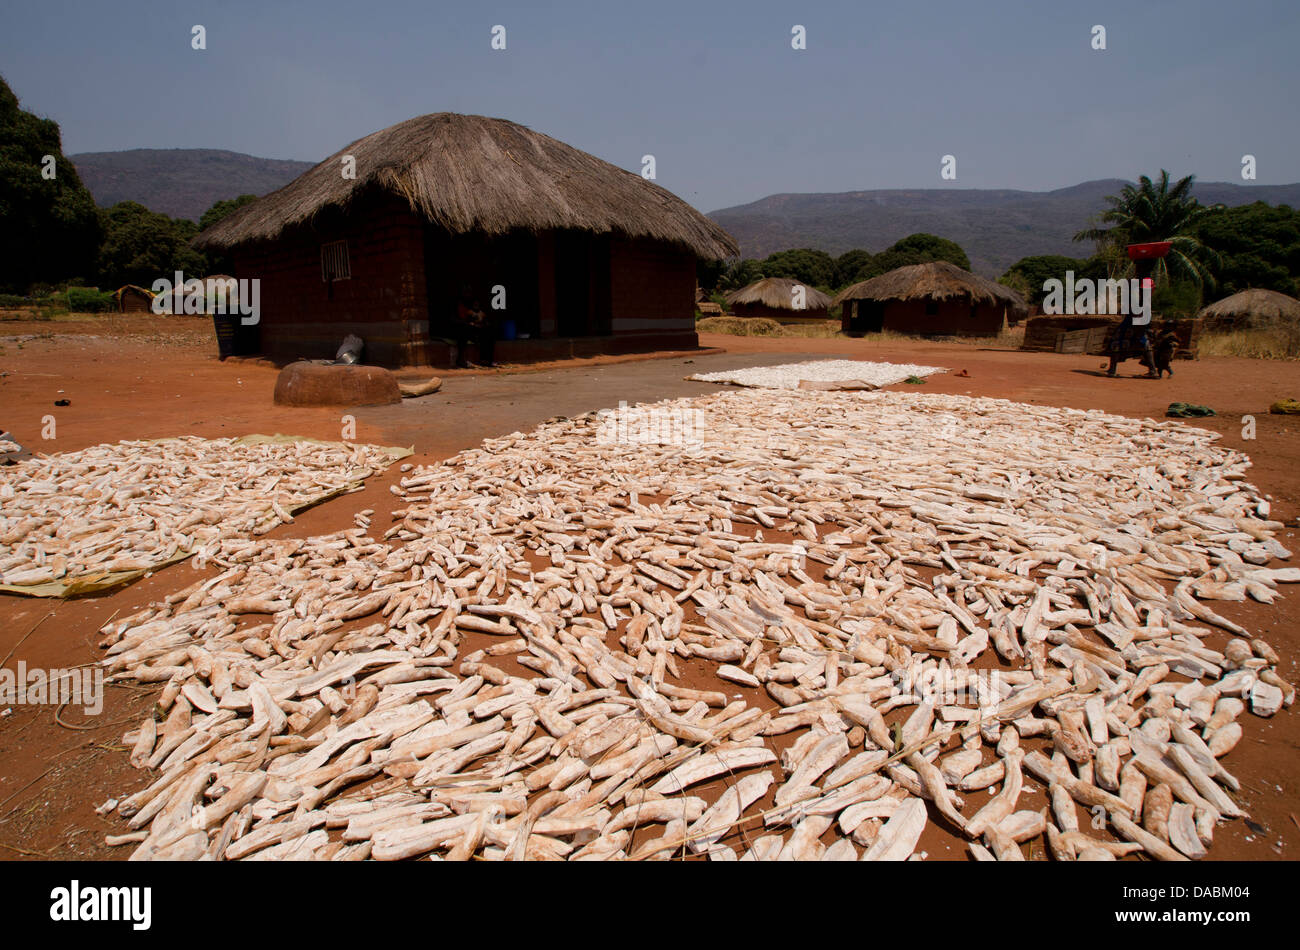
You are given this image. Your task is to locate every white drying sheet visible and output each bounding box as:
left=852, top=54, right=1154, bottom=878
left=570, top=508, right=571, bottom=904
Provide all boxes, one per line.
left=688, top=359, right=947, bottom=390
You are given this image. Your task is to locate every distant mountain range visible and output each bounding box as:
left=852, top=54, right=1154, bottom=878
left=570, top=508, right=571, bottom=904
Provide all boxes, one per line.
left=70, top=149, right=315, bottom=223
left=68, top=148, right=1300, bottom=275
left=708, top=180, right=1300, bottom=277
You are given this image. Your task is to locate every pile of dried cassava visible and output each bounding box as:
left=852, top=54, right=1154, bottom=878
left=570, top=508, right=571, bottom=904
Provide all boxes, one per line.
left=689, top=359, right=945, bottom=390
left=0, top=435, right=407, bottom=595
left=100, top=391, right=1295, bottom=860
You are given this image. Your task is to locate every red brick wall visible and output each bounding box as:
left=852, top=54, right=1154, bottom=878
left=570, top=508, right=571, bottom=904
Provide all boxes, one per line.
left=608, top=236, right=697, bottom=348
left=230, top=192, right=428, bottom=364
left=231, top=211, right=702, bottom=365
left=880, top=299, right=1005, bottom=336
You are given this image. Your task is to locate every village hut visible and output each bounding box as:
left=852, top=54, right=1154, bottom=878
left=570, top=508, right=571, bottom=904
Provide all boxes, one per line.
left=1198, top=288, right=1300, bottom=332
left=113, top=284, right=154, bottom=313
left=193, top=113, right=738, bottom=366
left=835, top=261, right=1027, bottom=336
left=725, top=277, right=832, bottom=324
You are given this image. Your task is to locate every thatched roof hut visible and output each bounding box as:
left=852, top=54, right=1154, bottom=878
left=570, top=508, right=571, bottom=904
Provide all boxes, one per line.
left=833, top=261, right=1026, bottom=311
left=1199, top=288, right=1300, bottom=331
left=194, top=113, right=736, bottom=259
left=192, top=113, right=736, bottom=366
left=113, top=284, right=154, bottom=314
left=835, top=261, right=1027, bottom=336
left=725, top=277, right=832, bottom=318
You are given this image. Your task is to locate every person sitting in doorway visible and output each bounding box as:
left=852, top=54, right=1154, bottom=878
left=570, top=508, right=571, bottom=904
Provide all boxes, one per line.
left=452, top=295, right=495, bottom=368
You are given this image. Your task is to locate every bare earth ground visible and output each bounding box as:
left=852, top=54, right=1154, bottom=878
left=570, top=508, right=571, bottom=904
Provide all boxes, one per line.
left=0, top=315, right=1296, bottom=861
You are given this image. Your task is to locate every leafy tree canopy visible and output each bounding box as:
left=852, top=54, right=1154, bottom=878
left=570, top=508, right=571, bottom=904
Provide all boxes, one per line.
left=834, top=249, right=874, bottom=288
left=999, top=254, right=1107, bottom=306
left=199, top=194, right=258, bottom=232
left=1195, top=201, right=1300, bottom=299
left=757, top=248, right=836, bottom=289
left=1074, top=170, right=1220, bottom=290
left=718, top=258, right=766, bottom=292
left=875, top=233, right=971, bottom=272
left=95, top=201, right=208, bottom=289
left=0, top=75, right=102, bottom=292
left=844, top=233, right=972, bottom=286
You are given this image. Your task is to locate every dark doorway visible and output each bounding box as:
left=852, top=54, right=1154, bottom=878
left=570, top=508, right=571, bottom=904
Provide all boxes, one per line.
left=555, top=231, right=611, bottom=336
left=425, top=228, right=540, bottom=339
left=850, top=300, right=885, bottom=333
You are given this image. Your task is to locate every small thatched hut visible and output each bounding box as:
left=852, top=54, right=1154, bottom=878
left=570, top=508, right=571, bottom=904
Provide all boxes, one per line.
left=725, top=278, right=832, bottom=323
left=1199, top=288, right=1300, bottom=332
left=835, top=261, right=1027, bottom=336
left=113, top=285, right=154, bottom=313
left=193, top=113, right=737, bottom=366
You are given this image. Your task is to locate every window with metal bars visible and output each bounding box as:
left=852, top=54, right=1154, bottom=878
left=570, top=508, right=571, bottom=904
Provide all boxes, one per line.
left=321, top=240, right=351, bottom=282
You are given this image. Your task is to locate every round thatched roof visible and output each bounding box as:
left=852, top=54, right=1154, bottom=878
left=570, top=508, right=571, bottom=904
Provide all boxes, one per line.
left=725, top=277, right=833, bottom=311
left=833, top=261, right=1027, bottom=314
left=194, top=113, right=737, bottom=259
left=1198, top=288, right=1300, bottom=327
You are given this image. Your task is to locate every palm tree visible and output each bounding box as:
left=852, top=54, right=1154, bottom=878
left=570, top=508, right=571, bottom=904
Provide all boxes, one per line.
left=1074, top=170, right=1222, bottom=289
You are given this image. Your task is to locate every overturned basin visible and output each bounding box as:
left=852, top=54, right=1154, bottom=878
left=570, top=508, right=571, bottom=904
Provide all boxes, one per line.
left=273, top=361, right=402, bottom=407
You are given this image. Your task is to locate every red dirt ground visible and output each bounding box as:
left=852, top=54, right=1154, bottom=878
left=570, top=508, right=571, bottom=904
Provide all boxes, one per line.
left=1, top=316, right=1296, bottom=860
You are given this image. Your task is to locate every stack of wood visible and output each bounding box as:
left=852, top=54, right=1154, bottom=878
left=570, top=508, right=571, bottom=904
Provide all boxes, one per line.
left=1025, top=316, right=1201, bottom=359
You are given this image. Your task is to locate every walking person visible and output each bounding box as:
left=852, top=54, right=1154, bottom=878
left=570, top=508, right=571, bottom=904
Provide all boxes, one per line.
left=1106, top=313, right=1157, bottom=378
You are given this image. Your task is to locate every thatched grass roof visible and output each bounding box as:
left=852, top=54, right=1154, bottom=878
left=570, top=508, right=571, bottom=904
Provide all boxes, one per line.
left=1199, top=288, right=1300, bottom=327
left=725, top=277, right=832, bottom=311
left=194, top=113, right=737, bottom=259
left=833, top=261, right=1027, bottom=314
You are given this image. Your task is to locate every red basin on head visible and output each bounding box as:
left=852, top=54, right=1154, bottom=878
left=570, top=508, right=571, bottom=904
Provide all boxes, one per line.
left=1127, top=241, right=1173, bottom=260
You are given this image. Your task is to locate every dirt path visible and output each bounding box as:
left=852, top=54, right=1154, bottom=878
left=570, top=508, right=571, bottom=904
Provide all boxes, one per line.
left=1, top=319, right=1295, bottom=860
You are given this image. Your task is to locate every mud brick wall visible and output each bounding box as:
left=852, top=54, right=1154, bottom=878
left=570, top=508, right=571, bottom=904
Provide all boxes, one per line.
left=231, top=193, right=429, bottom=365
left=608, top=237, right=698, bottom=349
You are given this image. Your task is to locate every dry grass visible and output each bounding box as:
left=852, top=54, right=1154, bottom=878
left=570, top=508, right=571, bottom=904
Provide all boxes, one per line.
left=696, top=316, right=788, bottom=337
left=935, top=324, right=1026, bottom=348
left=776, top=320, right=846, bottom=338
left=696, top=318, right=1027, bottom=348
left=1197, top=327, right=1300, bottom=360
left=696, top=317, right=848, bottom=339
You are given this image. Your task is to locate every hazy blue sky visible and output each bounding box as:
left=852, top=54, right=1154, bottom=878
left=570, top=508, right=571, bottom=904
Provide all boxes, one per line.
left=2, top=0, right=1297, bottom=211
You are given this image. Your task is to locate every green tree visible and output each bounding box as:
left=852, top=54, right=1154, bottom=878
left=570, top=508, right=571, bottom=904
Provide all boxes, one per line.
left=879, top=233, right=971, bottom=271
left=199, top=194, right=258, bottom=232
left=834, top=249, right=874, bottom=288
left=1074, top=170, right=1221, bottom=290
left=759, top=248, right=836, bottom=289
left=0, top=75, right=102, bottom=292
left=1195, top=201, right=1300, bottom=299
left=853, top=233, right=972, bottom=281
left=999, top=254, right=1107, bottom=306
left=719, top=258, right=765, bottom=291
left=95, top=201, right=208, bottom=289
left=696, top=257, right=726, bottom=292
